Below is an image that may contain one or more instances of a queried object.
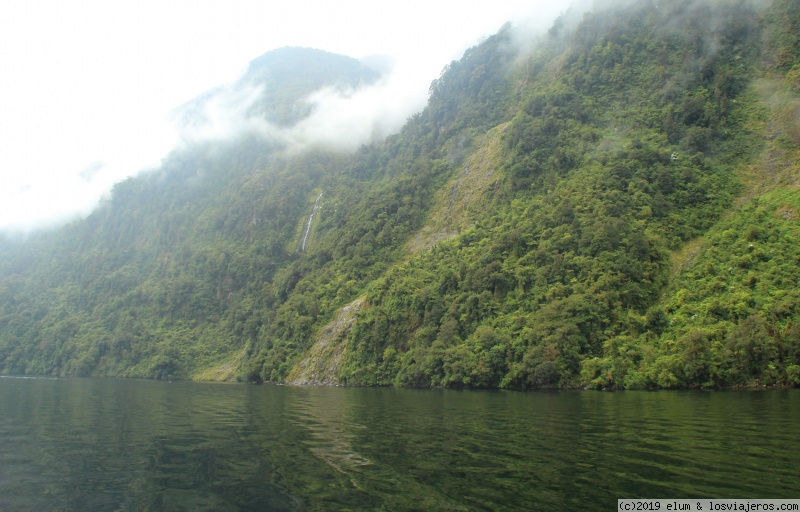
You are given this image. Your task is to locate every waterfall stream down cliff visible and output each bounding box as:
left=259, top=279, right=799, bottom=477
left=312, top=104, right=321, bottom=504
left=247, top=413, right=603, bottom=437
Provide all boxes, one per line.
left=298, top=193, right=323, bottom=253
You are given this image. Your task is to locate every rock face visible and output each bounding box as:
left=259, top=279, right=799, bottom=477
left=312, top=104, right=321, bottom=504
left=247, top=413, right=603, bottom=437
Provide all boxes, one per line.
left=286, top=297, right=364, bottom=385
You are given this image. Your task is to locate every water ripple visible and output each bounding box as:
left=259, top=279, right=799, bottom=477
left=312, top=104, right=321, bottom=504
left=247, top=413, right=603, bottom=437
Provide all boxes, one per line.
left=1, top=380, right=798, bottom=511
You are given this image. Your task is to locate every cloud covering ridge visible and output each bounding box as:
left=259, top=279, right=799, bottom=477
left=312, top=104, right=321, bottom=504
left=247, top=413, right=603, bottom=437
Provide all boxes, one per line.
left=0, top=0, right=566, bottom=234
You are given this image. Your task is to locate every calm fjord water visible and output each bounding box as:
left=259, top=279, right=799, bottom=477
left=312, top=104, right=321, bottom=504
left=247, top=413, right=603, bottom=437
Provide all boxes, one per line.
left=0, top=377, right=797, bottom=511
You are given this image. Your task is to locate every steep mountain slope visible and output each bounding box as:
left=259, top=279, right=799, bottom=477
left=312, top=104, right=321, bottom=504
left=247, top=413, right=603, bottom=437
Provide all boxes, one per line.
left=0, top=49, right=383, bottom=379
left=0, top=0, right=798, bottom=389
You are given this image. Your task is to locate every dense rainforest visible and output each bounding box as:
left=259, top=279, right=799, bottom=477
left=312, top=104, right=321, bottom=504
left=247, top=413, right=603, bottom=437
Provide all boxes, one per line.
left=0, top=0, right=798, bottom=389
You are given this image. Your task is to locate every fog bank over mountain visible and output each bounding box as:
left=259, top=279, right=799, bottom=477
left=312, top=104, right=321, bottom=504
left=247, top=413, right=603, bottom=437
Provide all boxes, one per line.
left=0, top=0, right=564, bottom=234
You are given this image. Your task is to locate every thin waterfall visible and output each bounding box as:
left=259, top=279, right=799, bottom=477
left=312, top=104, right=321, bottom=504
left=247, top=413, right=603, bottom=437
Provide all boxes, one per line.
left=298, top=192, right=323, bottom=253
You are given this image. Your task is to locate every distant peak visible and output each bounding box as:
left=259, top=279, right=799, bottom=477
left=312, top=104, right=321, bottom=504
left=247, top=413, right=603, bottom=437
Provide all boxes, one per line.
left=242, top=47, right=382, bottom=83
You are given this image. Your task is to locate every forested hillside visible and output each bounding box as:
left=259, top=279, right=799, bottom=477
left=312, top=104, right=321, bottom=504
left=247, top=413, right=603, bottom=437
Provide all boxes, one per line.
left=1, top=0, right=798, bottom=389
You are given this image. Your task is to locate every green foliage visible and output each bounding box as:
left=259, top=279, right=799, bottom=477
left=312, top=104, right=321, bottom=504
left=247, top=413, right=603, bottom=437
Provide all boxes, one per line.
left=0, top=0, right=798, bottom=390
left=630, top=189, right=800, bottom=388
left=334, top=0, right=771, bottom=389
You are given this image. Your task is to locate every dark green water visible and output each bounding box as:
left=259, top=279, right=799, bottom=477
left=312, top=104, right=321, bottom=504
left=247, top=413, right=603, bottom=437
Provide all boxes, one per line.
left=0, top=377, right=797, bottom=511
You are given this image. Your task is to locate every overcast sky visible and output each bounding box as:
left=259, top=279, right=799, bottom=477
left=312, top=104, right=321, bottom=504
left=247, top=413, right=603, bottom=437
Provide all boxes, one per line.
left=0, top=0, right=568, bottom=233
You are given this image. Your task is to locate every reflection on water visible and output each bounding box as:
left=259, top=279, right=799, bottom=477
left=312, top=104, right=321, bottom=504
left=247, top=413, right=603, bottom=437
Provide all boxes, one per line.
left=290, top=388, right=371, bottom=479
left=0, top=377, right=798, bottom=511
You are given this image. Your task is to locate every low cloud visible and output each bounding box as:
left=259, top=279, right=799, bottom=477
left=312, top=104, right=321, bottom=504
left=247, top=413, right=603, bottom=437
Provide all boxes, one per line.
left=170, top=17, right=572, bottom=157
left=166, top=55, right=438, bottom=156
left=284, top=63, right=431, bottom=152
left=0, top=1, right=569, bottom=235
left=172, top=84, right=275, bottom=148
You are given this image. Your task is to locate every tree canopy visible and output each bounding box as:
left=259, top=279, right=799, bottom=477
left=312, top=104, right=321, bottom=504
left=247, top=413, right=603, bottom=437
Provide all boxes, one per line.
left=1, top=0, right=798, bottom=389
